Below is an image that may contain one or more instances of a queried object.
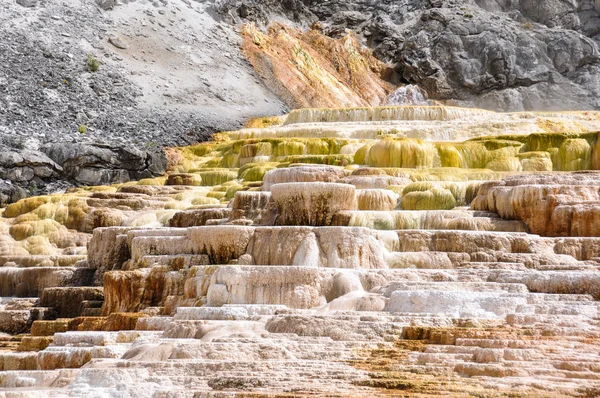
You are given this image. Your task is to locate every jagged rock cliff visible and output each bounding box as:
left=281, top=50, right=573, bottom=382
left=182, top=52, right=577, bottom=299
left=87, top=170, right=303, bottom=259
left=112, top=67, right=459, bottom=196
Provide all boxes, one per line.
left=220, top=0, right=600, bottom=111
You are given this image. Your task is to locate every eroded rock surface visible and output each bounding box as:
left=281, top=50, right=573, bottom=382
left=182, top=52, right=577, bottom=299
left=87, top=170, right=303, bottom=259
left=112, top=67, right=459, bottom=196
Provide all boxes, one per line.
left=220, top=0, right=600, bottom=111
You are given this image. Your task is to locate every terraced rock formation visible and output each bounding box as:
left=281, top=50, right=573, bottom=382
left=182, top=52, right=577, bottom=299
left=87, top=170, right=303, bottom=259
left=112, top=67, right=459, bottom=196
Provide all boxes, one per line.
left=1, top=106, right=600, bottom=396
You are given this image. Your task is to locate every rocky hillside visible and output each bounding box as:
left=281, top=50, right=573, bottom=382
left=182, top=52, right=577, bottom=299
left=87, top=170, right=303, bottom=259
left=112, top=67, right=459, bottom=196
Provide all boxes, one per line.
left=1, top=0, right=600, bottom=203
left=241, top=23, right=395, bottom=109
left=0, top=0, right=286, bottom=202
left=220, top=0, right=600, bottom=111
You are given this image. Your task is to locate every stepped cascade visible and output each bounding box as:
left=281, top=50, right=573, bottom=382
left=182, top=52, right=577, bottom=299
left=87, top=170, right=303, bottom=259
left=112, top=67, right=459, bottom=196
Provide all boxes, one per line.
left=1, top=106, right=600, bottom=396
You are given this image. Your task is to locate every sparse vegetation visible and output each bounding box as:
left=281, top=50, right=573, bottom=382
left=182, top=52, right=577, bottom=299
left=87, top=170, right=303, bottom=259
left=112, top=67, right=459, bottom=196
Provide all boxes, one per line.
left=522, top=21, right=534, bottom=30
left=26, top=182, right=37, bottom=195
left=78, top=124, right=87, bottom=134
left=13, top=137, right=26, bottom=150
left=87, top=54, right=99, bottom=72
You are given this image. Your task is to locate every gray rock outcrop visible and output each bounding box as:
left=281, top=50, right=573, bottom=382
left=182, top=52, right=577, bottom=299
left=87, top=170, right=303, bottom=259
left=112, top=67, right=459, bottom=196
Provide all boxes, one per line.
left=219, top=0, right=600, bottom=111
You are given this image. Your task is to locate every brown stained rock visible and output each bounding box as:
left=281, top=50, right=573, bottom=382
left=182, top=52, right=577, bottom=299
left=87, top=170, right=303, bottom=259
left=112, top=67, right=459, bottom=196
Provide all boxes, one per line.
left=230, top=191, right=272, bottom=224
left=169, top=208, right=232, bottom=228
left=102, top=267, right=188, bottom=315
left=0, top=267, right=95, bottom=297
left=472, top=172, right=600, bottom=236
left=271, top=182, right=356, bottom=226
left=1, top=353, right=38, bottom=371
left=133, top=254, right=210, bottom=271
left=31, top=320, right=69, bottom=336
left=18, top=336, right=52, bottom=352
left=40, top=287, right=104, bottom=318
left=0, top=311, right=31, bottom=335
left=165, top=173, right=202, bottom=186
left=102, top=312, right=148, bottom=331
left=88, top=227, right=139, bottom=284
left=187, top=226, right=255, bottom=265
left=37, top=349, right=93, bottom=370
left=69, top=317, right=106, bottom=332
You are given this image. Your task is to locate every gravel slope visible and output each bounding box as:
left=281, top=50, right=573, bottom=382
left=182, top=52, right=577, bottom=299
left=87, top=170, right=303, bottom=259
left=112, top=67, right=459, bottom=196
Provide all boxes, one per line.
left=0, top=0, right=286, bottom=201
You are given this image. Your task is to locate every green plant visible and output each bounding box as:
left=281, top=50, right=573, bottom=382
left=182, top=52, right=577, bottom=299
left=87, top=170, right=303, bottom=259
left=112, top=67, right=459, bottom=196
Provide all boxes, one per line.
left=27, top=182, right=38, bottom=195
left=78, top=124, right=88, bottom=134
left=13, top=137, right=26, bottom=150
left=522, top=21, right=534, bottom=30
left=87, top=54, right=100, bottom=72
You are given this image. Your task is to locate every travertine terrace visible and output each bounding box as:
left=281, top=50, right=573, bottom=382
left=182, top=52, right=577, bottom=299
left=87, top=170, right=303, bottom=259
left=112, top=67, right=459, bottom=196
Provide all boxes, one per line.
left=1, top=106, right=600, bottom=396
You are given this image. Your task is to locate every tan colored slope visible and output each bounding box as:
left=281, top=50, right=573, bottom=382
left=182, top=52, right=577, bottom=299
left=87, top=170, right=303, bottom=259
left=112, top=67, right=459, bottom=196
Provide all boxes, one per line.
left=242, top=23, right=395, bottom=109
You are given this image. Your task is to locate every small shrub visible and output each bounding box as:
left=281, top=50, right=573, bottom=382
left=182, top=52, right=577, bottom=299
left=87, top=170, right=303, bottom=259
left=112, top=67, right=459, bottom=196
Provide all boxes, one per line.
left=87, top=54, right=100, bottom=72
left=13, top=137, right=26, bottom=150
left=522, top=21, right=534, bottom=30
left=78, top=124, right=88, bottom=134
left=27, top=182, right=38, bottom=195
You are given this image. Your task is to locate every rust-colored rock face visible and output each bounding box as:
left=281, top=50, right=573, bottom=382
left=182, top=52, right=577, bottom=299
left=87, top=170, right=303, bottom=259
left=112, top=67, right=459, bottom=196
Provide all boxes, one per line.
left=472, top=172, right=600, bottom=236
left=242, top=23, right=395, bottom=109
left=2, top=106, right=600, bottom=396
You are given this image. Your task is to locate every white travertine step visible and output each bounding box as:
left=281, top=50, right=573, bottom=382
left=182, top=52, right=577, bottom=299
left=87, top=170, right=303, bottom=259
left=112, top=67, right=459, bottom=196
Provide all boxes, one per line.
left=51, top=331, right=161, bottom=347
left=0, top=255, right=87, bottom=268
left=35, top=345, right=131, bottom=370
left=174, top=305, right=288, bottom=320
left=133, top=254, right=211, bottom=269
